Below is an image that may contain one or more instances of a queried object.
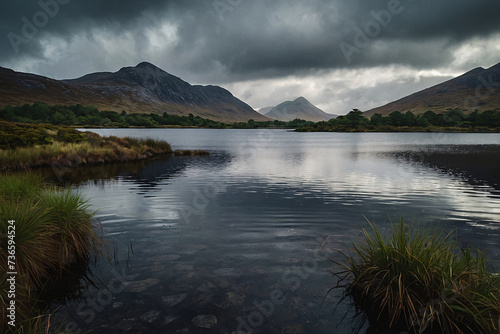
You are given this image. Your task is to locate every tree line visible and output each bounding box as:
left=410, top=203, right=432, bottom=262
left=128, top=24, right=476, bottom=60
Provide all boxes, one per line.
left=297, top=109, right=500, bottom=132
left=2, top=103, right=499, bottom=131
left=0, top=103, right=313, bottom=129
left=0, top=103, right=227, bottom=128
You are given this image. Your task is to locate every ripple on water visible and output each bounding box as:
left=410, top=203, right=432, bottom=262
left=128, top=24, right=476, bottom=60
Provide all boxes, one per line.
left=50, top=130, right=500, bottom=333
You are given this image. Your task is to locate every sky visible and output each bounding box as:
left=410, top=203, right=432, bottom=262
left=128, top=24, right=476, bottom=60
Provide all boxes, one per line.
left=1, top=0, right=500, bottom=115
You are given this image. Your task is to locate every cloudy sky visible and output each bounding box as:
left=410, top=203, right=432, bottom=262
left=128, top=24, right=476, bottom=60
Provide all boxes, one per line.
left=1, top=0, right=500, bottom=115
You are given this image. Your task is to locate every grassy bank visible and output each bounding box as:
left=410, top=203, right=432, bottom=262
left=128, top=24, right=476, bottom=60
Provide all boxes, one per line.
left=335, top=219, right=500, bottom=334
left=0, top=120, right=174, bottom=170
left=0, top=173, right=103, bottom=332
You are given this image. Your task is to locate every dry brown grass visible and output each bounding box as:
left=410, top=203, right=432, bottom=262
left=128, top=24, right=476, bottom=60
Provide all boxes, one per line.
left=0, top=133, right=173, bottom=170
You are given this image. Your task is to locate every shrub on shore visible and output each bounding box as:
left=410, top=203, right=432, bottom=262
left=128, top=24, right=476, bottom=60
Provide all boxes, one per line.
left=0, top=119, right=86, bottom=150
left=334, top=219, right=500, bottom=334
left=0, top=173, right=103, bottom=332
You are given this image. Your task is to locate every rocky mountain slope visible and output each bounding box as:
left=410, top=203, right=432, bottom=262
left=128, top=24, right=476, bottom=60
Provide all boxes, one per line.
left=0, top=62, right=269, bottom=123
left=364, top=62, right=500, bottom=117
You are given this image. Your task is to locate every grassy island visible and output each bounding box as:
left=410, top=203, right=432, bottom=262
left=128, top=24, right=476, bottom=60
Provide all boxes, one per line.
left=0, top=173, right=103, bottom=332
left=335, top=219, right=500, bottom=333
left=0, top=119, right=176, bottom=170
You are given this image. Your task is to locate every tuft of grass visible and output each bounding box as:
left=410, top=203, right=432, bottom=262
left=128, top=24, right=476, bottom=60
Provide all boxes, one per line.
left=0, top=173, right=103, bottom=331
left=333, top=218, right=500, bottom=334
left=139, top=138, right=172, bottom=152
left=0, top=172, right=45, bottom=199
left=42, top=189, right=101, bottom=269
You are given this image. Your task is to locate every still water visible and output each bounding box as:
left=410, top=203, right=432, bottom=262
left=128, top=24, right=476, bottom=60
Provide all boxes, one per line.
left=50, top=129, right=500, bottom=333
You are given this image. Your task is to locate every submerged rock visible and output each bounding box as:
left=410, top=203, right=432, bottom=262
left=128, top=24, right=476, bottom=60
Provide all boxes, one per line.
left=140, top=310, right=161, bottom=323
left=192, top=314, right=217, bottom=329
left=163, top=314, right=179, bottom=325
left=214, top=289, right=247, bottom=309
left=212, top=268, right=240, bottom=277
left=112, top=302, right=123, bottom=309
left=125, top=278, right=160, bottom=292
left=225, top=291, right=246, bottom=306
left=169, top=278, right=194, bottom=291
left=116, top=318, right=136, bottom=331
left=197, top=281, right=217, bottom=293
left=162, top=293, right=187, bottom=306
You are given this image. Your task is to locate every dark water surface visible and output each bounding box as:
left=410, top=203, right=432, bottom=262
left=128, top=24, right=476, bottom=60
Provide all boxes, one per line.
left=49, top=130, right=500, bottom=333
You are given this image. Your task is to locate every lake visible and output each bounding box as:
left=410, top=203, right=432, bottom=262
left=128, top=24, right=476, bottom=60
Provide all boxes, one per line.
left=48, top=129, right=500, bottom=333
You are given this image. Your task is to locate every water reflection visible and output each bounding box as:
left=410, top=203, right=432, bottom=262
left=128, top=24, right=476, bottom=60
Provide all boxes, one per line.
left=387, top=145, right=500, bottom=191
left=49, top=130, right=500, bottom=333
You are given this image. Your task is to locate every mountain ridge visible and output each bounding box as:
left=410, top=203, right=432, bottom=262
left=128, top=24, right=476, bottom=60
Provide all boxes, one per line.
left=0, top=63, right=269, bottom=123
left=364, top=62, right=500, bottom=117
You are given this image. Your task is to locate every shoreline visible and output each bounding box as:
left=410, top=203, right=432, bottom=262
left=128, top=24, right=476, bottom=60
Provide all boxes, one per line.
left=77, top=125, right=500, bottom=133
left=0, top=121, right=208, bottom=171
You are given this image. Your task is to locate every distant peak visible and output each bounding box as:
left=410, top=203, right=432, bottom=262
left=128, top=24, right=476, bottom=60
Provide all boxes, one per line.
left=117, top=62, right=166, bottom=75
left=135, top=62, right=159, bottom=70
left=294, top=96, right=308, bottom=102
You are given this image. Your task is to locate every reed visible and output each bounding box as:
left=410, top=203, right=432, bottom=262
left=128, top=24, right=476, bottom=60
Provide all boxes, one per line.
left=334, top=218, right=500, bottom=333
left=0, top=173, right=103, bottom=331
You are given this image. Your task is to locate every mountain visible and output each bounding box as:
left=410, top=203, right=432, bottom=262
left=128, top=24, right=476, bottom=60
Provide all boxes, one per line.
left=364, top=62, right=500, bottom=117
left=257, top=106, right=274, bottom=115
left=0, top=62, right=269, bottom=123
left=265, top=97, right=337, bottom=122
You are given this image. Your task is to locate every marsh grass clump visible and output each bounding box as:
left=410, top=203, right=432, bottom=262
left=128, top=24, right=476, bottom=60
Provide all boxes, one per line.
left=0, top=123, right=173, bottom=170
left=0, top=173, right=103, bottom=331
left=334, top=219, right=500, bottom=334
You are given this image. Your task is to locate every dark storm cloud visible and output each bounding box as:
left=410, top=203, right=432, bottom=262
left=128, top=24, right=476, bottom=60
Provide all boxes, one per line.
left=1, top=0, right=500, bottom=79
left=168, top=0, right=500, bottom=77
left=0, top=0, right=201, bottom=59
